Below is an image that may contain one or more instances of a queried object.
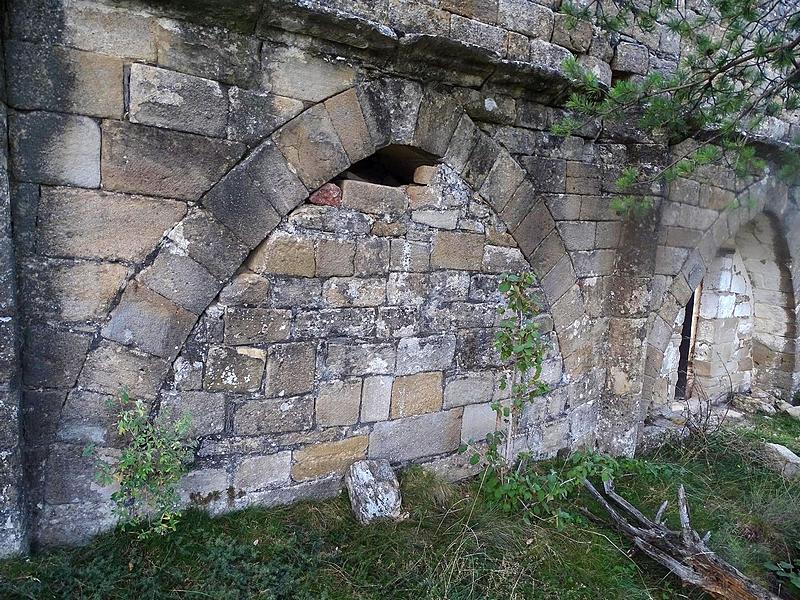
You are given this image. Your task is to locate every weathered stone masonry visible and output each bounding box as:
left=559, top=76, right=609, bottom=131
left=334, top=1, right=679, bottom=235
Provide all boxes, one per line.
left=1, top=0, right=798, bottom=552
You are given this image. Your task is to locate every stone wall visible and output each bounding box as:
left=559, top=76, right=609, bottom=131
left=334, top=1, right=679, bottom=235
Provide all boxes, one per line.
left=2, top=0, right=799, bottom=551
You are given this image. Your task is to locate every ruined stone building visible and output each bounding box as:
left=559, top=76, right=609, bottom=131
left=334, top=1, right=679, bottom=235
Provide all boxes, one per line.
left=0, top=0, right=798, bottom=554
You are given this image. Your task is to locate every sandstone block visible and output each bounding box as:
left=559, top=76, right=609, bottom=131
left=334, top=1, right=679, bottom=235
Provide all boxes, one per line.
left=340, top=180, right=408, bottom=215
left=168, top=210, right=250, bottom=280
left=376, top=306, right=421, bottom=338
left=345, top=459, right=402, bottom=524
left=482, top=245, right=529, bottom=273
left=227, top=88, right=305, bottom=145
left=361, top=375, right=393, bottom=422
left=463, top=134, right=502, bottom=190
left=390, top=371, right=443, bottom=418
left=292, top=435, right=369, bottom=482
left=235, top=395, right=314, bottom=435
left=102, top=121, right=244, bottom=201
left=412, top=87, right=464, bottom=157
left=203, top=346, right=265, bottom=393
left=201, top=141, right=304, bottom=247
left=325, top=88, right=374, bottom=163
left=263, top=46, right=355, bottom=102
left=36, top=186, right=185, bottom=262
left=323, top=277, right=386, bottom=307
left=411, top=210, right=459, bottom=229
left=224, top=307, right=292, bottom=345
left=396, top=335, right=456, bottom=375
left=7, top=40, right=123, bottom=119
left=274, top=104, right=350, bottom=190
left=390, top=239, right=430, bottom=272
left=79, top=340, right=170, bottom=400
left=160, top=391, right=226, bottom=438
left=428, top=271, right=471, bottom=302
left=431, top=231, right=485, bottom=270
left=444, top=374, right=495, bottom=408
left=441, top=0, right=499, bottom=22
left=479, top=150, right=527, bottom=212
left=234, top=452, right=292, bottom=491
left=44, top=443, right=117, bottom=505
left=369, top=410, right=462, bottom=461
left=10, top=111, right=100, bottom=188
left=129, top=63, right=228, bottom=137
left=461, top=402, right=497, bottom=442
left=325, top=342, right=396, bottom=377
left=155, top=18, right=260, bottom=88
left=316, top=379, right=362, bottom=426
left=21, top=259, right=128, bottom=322
left=22, top=326, right=90, bottom=389
left=248, top=231, right=316, bottom=277
left=219, top=272, right=270, bottom=308
left=498, top=0, right=553, bottom=38
left=102, top=281, right=196, bottom=359
left=387, top=272, right=428, bottom=306
left=388, top=0, right=450, bottom=35
left=355, top=238, right=390, bottom=275
left=316, top=238, right=356, bottom=277
left=265, top=342, right=316, bottom=397
left=271, top=278, right=324, bottom=309
left=443, top=115, right=481, bottom=174
left=138, top=249, right=221, bottom=314
left=513, top=200, right=555, bottom=258
left=763, top=442, right=800, bottom=479
left=294, top=308, right=376, bottom=338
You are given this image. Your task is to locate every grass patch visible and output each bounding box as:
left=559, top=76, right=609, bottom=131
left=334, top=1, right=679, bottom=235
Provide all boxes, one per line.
left=738, top=413, right=800, bottom=454
left=2, top=424, right=798, bottom=599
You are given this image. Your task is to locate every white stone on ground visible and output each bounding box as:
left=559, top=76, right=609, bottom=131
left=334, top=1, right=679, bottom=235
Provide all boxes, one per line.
left=345, top=459, right=402, bottom=524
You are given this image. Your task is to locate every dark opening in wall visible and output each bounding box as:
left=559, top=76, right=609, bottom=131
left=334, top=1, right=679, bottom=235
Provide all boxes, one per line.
left=337, top=145, right=439, bottom=186
left=675, top=290, right=696, bottom=401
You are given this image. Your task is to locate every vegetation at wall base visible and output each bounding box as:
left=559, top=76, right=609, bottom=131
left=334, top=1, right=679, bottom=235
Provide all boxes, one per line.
left=3, top=421, right=799, bottom=600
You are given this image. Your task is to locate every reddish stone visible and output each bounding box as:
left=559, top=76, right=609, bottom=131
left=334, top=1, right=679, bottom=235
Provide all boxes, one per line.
left=309, top=182, right=342, bottom=207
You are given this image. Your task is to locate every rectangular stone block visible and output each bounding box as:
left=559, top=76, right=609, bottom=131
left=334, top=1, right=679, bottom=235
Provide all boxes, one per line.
left=22, top=326, right=90, bottom=389
left=155, top=18, right=260, bottom=88
left=160, top=390, right=226, bottom=438
left=396, top=335, right=456, bottom=375
left=390, top=371, right=443, bottom=418
left=265, top=342, right=316, bottom=397
left=273, top=104, right=350, bottom=190
left=224, top=307, right=292, bottom=345
left=36, top=186, right=185, bottom=262
left=102, top=121, right=245, bottom=201
left=247, top=231, right=316, bottom=277
left=292, top=436, right=368, bottom=482
left=325, top=88, right=374, bottom=163
left=316, top=378, right=362, bottom=426
left=129, top=63, right=228, bottom=137
left=443, top=373, right=495, bottom=408
left=228, top=88, right=305, bottom=145
left=10, top=111, right=100, bottom=188
left=234, top=452, right=292, bottom=492
left=263, top=45, right=355, bottom=103
left=7, top=40, right=123, bottom=119
left=323, top=277, right=386, bottom=307
left=102, top=281, right=196, bottom=359
left=316, top=238, right=356, bottom=277
left=431, top=231, right=485, bottom=270
left=138, top=249, right=221, bottom=314
left=340, top=180, right=408, bottom=215
left=390, top=240, right=430, bottom=272
left=235, top=395, right=313, bottom=435
left=361, top=375, right=393, bottom=422
left=294, top=308, right=376, bottom=338
left=324, top=341, right=396, bottom=377
left=449, top=14, right=507, bottom=56
left=355, top=238, right=390, bottom=275
left=498, top=0, right=554, bottom=38
left=204, top=346, right=265, bottom=393
left=461, top=402, right=497, bottom=442
left=79, top=340, right=170, bottom=400
left=168, top=210, right=249, bottom=280
left=369, top=409, right=462, bottom=462
left=478, top=150, right=526, bottom=212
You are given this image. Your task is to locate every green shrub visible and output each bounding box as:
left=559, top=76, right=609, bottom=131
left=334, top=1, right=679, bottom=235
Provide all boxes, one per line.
left=84, top=389, right=196, bottom=539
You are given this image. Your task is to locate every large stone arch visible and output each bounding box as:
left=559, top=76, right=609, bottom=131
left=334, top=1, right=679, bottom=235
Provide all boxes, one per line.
left=34, top=78, right=591, bottom=544
left=642, top=174, right=799, bottom=421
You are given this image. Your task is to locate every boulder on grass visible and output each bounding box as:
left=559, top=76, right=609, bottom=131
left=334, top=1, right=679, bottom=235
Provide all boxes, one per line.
left=345, top=459, right=402, bottom=524
left=762, top=442, right=800, bottom=479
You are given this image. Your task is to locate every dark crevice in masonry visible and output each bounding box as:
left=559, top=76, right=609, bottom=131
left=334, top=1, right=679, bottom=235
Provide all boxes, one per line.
left=341, top=145, right=439, bottom=186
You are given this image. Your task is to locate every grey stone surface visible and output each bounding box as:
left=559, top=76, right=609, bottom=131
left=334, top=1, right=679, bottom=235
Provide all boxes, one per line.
left=234, top=395, right=314, bottom=434
left=36, top=186, right=185, bottom=262
left=345, top=459, right=402, bottom=524
left=79, top=340, right=170, bottom=400
left=227, top=88, right=305, bottom=144
left=204, top=346, right=265, bottom=393
left=265, top=342, right=316, bottom=397
left=101, top=121, right=245, bottom=201
left=139, top=249, right=221, bottom=314
left=129, top=63, right=228, bottom=137
left=396, top=335, right=456, bottom=375
left=369, top=409, right=462, bottom=461
left=262, top=46, right=355, bottom=102
left=7, top=40, right=123, bottom=118
left=22, top=326, right=90, bottom=389
left=9, top=111, right=100, bottom=188
left=234, top=452, right=292, bottom=491
left=168, top=210, right=250, bottom=280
